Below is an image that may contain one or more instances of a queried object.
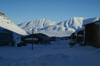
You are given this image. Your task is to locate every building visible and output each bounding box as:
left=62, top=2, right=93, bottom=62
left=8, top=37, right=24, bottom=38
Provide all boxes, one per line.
left=21, top=33, right=49, bottom=44
left=84, top=20, right=100, bottom=48
left=0, top=30, right=13, bottom=46
left=70, top=30, right=84, bottom=43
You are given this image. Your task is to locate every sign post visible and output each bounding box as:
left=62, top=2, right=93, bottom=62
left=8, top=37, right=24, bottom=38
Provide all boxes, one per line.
left=32, top=29, right=34, bottom=50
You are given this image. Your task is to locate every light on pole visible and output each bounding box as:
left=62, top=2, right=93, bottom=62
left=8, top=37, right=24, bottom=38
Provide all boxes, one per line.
left=32, top=29, right=34, bottom=50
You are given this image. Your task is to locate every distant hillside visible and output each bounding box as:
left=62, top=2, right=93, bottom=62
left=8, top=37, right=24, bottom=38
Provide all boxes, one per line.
left=18, top=17, right=100, bottom=37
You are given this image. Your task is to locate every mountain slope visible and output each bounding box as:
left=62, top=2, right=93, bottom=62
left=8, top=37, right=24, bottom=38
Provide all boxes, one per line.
left=18, top=19, right=59, bottom=35
left=18, top=17, right=100, bottom=37
left=0, top=12, right=28, bottom=35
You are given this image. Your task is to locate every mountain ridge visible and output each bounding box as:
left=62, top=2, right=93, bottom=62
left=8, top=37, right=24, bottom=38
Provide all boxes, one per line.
left=18, top=17, right=100, bottom=37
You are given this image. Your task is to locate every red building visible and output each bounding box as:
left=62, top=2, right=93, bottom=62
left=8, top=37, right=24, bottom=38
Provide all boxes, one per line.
left=84, top=20, right=100, bottom=48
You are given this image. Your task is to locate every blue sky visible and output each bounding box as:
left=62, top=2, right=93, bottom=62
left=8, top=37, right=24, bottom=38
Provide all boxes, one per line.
left=0, top=0, right=100, bottom=24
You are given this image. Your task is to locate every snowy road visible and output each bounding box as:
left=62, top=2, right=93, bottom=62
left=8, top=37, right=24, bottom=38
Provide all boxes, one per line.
left=0, top=40, right=100, bottom=66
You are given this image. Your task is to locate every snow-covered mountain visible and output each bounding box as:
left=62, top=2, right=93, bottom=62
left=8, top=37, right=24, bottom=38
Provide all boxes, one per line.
left=18, top=17, right=100, bottom=37
left=0, top=12, right=28, bottom=35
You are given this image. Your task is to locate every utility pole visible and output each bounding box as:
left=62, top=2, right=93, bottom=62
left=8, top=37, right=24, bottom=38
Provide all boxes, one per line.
left=32, top=29, right=34, bottom=50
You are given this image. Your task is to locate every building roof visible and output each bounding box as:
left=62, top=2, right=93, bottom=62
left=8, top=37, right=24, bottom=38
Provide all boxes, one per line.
left=83, top=20, right=100, bottom=26
left=35, top=33, right=49, bottom=38
left=22, top=33, right=49, bottom=40
left=78, top=34, right=84, bottom=37
left=25, top=38, right=38, bottom=40
left=75, top=29, right=84, bottom=32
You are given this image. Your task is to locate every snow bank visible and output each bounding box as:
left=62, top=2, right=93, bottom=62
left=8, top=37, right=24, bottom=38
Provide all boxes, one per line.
left=0, top=56, right=3, bottom=59
left=35, top=53, right=68, bottom=62
left=0, top=40, right=100, bottom=66
left=32, top=53, right=75, bottom=66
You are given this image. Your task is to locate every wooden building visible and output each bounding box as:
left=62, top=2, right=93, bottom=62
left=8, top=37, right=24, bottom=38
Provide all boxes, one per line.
left=21, top=33, right=49, bottom=44
left=70, top=30, right=84, bottom=43
left=84, top=20, right=100, bottom=47
left=0, top=30, right=13, bottom=46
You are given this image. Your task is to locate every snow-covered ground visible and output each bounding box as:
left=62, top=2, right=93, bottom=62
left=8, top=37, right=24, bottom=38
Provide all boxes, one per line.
left=0, top=40, right=100, bottom=66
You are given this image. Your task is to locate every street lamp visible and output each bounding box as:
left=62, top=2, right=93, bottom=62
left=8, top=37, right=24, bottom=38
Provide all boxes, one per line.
left=32, top=29, right=34, bottom=50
